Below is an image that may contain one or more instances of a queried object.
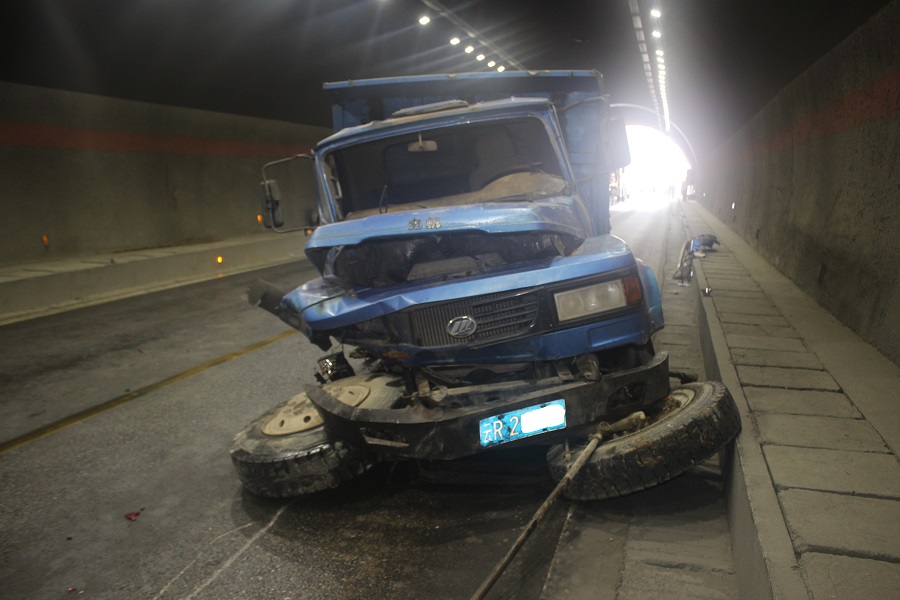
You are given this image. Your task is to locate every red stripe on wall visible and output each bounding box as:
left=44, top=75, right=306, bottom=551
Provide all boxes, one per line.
left=732, top=69, right=900, bottom=163
left=0, top=121, right=314, bottom=157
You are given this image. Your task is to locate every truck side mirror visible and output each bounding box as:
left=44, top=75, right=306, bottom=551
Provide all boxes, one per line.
left=260, top=179, right=285, bottom=228
left=608, top=118, right=631, bottom=170
left=259, top=153, right=316, bottom=233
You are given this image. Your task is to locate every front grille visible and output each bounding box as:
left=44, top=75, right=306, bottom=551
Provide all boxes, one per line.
left=409, top=290, right=540, bottom=347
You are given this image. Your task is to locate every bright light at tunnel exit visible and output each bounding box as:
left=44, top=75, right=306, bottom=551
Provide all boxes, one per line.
left=621, top=125, right=690, bottom=205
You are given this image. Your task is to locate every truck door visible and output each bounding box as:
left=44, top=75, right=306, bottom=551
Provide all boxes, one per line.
left=561, top=97, right=631, bottom=236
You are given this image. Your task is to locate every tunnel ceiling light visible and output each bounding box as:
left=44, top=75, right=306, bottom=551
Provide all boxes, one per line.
left=656, top=49, right=664, bottom=56
left=450, top=37, right=460, bottom=45
left=497, top=65, right=505, bottom=72
left=418, top=0, right=526, bottom=70
left=651, top=30, right=661, bottom=38
left=651, top=9, right=661, bottom=18
left=657, top=56, right=664, bottom=63
left=464, top=45, right=474, bottom=53
left=487, top=60, right=496, bottom=67
left=476, top=53, right=485, bottom=61
left=419, top=16, right=431, bottom=25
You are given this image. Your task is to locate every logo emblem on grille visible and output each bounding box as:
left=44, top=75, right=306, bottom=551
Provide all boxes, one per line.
left=447, top=316, right=478, bottom=338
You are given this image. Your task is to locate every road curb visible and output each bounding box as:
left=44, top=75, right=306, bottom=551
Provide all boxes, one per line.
left=680, top=203, right=810, bottom=600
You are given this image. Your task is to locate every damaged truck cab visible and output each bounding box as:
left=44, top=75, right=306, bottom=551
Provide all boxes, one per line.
left=233, top=71, right=740, bottom=500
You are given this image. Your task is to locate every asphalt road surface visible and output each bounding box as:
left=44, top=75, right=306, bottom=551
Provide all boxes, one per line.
left=0, top=194, right=736, bottom=599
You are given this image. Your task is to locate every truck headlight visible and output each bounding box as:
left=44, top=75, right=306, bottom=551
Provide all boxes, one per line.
left=553, top=275, right=642, bottom=322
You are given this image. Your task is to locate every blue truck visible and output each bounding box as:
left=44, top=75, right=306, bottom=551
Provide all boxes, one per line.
left=232, top=71, right=740, bottom=500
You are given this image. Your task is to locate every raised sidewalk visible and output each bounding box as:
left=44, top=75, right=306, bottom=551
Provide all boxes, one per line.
left=0, top=231, right=309, bottom=325
left=682, top=200, right=900, bottom=600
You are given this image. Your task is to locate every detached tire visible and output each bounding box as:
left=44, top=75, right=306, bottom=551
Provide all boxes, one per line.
left=547, top=381, right=741, bottom=501
left=230, top=395, right=371, bottom=498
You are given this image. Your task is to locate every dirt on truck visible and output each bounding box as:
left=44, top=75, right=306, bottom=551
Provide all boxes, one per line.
left=231, top=70, right=740, bottom=500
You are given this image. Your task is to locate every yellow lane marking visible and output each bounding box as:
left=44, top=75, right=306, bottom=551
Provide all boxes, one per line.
left=0, top=330, right=298, bottom=454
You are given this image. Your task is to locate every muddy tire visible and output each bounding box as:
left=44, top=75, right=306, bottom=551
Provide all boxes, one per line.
left=546, top=381, right=741, bottom=501
left=230, top=398, right=371, bottom=498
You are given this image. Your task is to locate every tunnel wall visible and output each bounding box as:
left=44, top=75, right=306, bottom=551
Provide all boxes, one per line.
left=0, top=82, right=331, bottom=266
left=698, top=1, right=900, bottom=365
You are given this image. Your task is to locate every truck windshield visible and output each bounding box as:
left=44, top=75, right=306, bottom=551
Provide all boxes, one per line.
left=326, top=117, right=565, bottom=216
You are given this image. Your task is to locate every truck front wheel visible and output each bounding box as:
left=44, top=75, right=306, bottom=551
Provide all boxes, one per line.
left=546, top=381, right=741, bottom=500
left=230, top=392, right=372, bottom=498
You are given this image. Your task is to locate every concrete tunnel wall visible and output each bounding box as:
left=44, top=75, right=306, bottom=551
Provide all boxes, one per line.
left=0, top=82, right=331, bottom=266
left=698, top=1, right=900, bottom=365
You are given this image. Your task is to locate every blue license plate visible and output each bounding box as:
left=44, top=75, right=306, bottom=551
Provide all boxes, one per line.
left=479, top=400, right=566, bottom=447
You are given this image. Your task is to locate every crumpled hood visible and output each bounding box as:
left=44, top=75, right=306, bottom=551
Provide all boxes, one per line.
left=304, top=197, right=589, bottom=276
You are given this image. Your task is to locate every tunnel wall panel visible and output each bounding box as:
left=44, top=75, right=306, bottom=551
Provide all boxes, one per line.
left=0, top=82, right=330, bottom=265
left=699, top=1, right=900, bottom=365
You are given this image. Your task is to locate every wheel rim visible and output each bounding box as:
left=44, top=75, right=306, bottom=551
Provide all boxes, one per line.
left=600, top=385, right=699, bottom=443
left=260, top=392, right=324, bottom=436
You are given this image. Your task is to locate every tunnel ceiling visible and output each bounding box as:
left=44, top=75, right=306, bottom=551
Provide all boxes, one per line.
left=0, top=0, right=893, bottom=158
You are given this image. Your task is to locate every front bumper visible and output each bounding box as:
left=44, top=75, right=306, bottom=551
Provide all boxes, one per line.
left=306, top=351, right=670, bottom=460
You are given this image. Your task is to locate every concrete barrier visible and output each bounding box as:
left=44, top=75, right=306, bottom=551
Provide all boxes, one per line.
left=697, top=1, right=900, bottom=365
left=0, top=82, right=330, bottom=266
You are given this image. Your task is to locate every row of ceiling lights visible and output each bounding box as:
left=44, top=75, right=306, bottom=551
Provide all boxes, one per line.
left=417, top=14, right=510, bottom=72
left=414, top=2, right=669, bottom=125
left=629, top=2, right=670, bottom=131
left=649, top=8, right=671, bottom=132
